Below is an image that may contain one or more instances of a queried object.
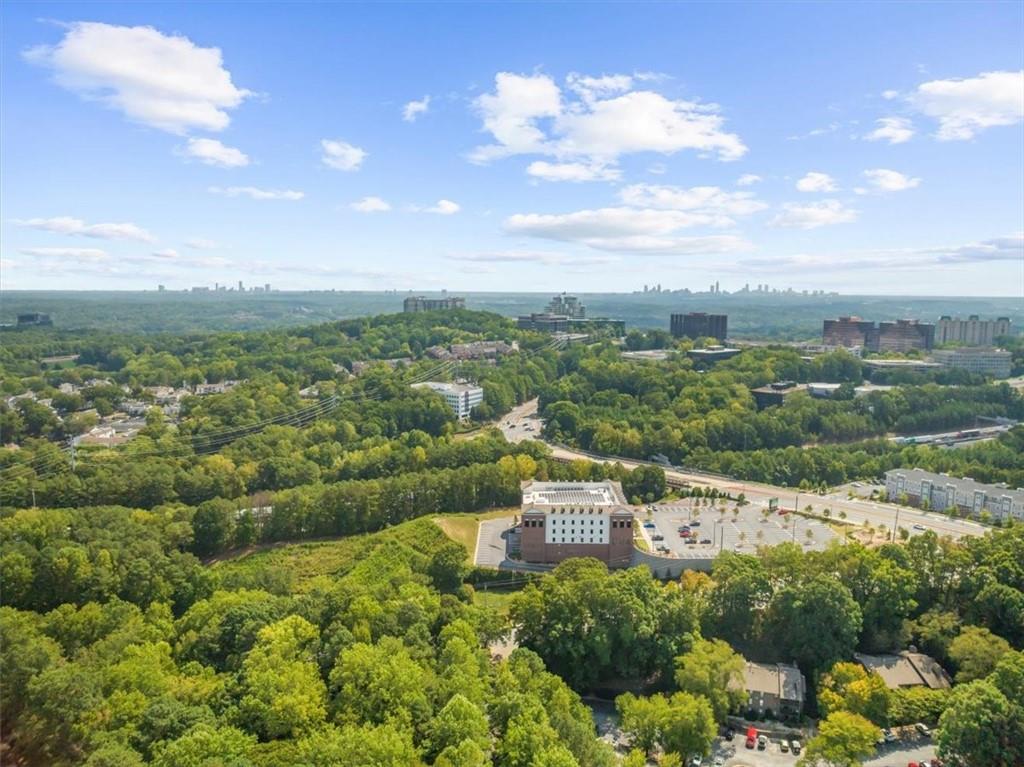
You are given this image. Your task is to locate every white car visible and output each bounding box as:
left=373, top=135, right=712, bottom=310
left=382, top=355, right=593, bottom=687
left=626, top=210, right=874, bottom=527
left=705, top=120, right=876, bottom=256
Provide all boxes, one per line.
left=712, top=758, right=724, bottom=767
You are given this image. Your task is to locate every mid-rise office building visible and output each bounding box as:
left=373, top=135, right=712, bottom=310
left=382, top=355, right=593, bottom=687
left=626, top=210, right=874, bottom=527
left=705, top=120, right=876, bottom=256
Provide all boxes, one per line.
left=403, top=295, right=466, bottom=313
left=519, top=480, right=634, bottom=567
left=546, top=293, right=586, bottom=319
left=876, top=319, right=935, bottom=352
left=16, top=312, right=53, bottom=327
left=932, top=347, right=1012, bottom=378
left=670, top=312, right=728, bottom=343
left=822, top=317, right=935, bottom=352
left=884, top=468, right=1024, bottom=522
left=936, top=315, right=1012, bottom=346
left=411, top=381, right=483, bottom=419
left=517, top=313, right=570, bottom=333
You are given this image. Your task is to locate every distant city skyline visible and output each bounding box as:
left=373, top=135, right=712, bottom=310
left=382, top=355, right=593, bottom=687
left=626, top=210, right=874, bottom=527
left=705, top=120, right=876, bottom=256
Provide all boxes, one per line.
left=1, top=2, right=1022, bottom=295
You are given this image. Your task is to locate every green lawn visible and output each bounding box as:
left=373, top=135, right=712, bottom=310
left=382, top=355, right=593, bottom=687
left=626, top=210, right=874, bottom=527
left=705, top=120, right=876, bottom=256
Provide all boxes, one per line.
left=473, top=587, right=521, bottom=616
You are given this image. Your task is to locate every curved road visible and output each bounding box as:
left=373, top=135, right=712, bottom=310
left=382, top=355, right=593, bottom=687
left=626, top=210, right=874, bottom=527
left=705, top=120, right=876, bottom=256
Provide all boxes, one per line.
left=502, top=399, right=986, bottom=541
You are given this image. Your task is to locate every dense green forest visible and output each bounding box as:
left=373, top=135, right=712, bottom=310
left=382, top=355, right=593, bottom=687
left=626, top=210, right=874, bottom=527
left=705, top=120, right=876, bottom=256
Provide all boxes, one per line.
left=3, top=307, right=1024, bottom=766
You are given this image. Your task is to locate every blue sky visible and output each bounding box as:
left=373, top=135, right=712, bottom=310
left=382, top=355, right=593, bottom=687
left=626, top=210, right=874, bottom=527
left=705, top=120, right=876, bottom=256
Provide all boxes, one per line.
left=1, top=2, right=1022, bottom=294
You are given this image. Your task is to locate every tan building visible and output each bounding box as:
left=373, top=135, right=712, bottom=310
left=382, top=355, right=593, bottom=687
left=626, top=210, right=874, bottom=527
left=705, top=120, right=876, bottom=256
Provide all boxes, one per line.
left=519, top=480, right=634, bottom=567
left=936, top=315, right=1012, bottom=346
left=741, top=662, right=806, bottom=715
left=854, top=651, right=951, bottom=690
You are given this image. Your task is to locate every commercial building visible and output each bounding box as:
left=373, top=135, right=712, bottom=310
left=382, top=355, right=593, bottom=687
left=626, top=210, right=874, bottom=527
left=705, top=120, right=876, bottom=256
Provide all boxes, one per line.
left=517, top=313, right=570, bottom=333
left=863, top=358, right=942, bottom=375
left=686, top=346, right=742, bottom=364
left=936, top=315, right=1012, bottom=346
left=411, top=381, right=484, bottom=420
left=822, top=317, right=935, bottom=352
left=547, top=293, right=586, bottom=319
left=740, top=662, right=806, bottom=716
left=854, top=651, right=951, bottom=691
left=671, top=312, right=728, bottom=343
left=403, top=295, right=466, bottom=313
left=519, top=480, right=634, bottom=567
left=751, top=381, right=803, bottom=410
left=822, top=316, right=877, bottom=349
left=16, top=312, right=53, bottom=327
left=932, top=347, right=1012, bottom=378
left=884, top=468, right=1024, bottom=522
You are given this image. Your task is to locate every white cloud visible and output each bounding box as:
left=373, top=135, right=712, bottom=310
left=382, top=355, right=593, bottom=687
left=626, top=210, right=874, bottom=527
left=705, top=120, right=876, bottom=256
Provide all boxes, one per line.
left=526, top=161, right=620, bottom=182
left=181, top=137, right=249, bottom=168
left=350, top=196, right=391, bottom=213
left=424, top=199, right=460, bottom=215
left=736, top=174, right=762, bottom=186
left=320, top=139, right=366, bottom=171
left=185, top=237, right=218, bottom=249
left=771, top=200, right=858, bottom=229
left=447, top=249, right=616, bottom=266
left=24, top=21, right=250, bottom=134
left=865, top=117, right=915, bottom=144
left=647, top=163, right=668, bottom=175
left=151, top=248, right=179, bottom=259
left=19, top=247, right=108, bottom=262
left=618, top=184, right=767, bottom=220
left=565, top=72, right=633, bottom=100
left=504, top=207, right=752, bottom=255
left=882, top=90, right=900, bottom=100
left=403, top=95, right=431, bottom=122
left=208, top=186, right=304, bottom=200
left=469, top=72, right=562, bottom=163
left=795, top=172, right=838, bottom=193
left=908, top=70, right=1024, bottom=140
left=13, top=216, right=155, bottom=242
left=863, top=168, right=921, bottom=192
left=469, top=71, right=746, bottom=170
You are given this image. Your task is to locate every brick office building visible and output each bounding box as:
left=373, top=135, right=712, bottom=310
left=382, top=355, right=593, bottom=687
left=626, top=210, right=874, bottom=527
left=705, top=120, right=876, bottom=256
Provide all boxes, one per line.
left=519, top=480, right=635, bottom=567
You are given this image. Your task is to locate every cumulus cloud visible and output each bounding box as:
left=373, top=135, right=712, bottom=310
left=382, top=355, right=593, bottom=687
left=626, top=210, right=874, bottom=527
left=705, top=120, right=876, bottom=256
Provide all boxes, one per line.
left=320, top=139, right=366, bottom=171
left=795, top=172, right=838, bottom=193
left=908, top=70, right=1024, bottom=140
left=208, top=186, right=304, bottom=200
left=423, top=199, right=461, bottom=215
left=402, top=95, right=431, bottom=122
left=19, top=247, right=108, bottom=262
left=469, top=71, right=746, bottom=174
left=447, top=250, right=616, bottom=267
left=526, top=161, right=620, bottom=182
left=350, top=196, right=391, bottom=213
left=736, top=174, right=762, bottom=186
left=181, top=137, right=250, bottom=168
left=863, top=168, right=921, bottom=192
left=150, top=248, right=179, bottom=259
left=864, top=117, right=915, bottom=145
left=618, top=184, right=767, bottom=221
left=24, top=21, right=250, bottom=133
left=13, top=216, right=156, bottom=242
left=771, top=200, right=858, bottom=229
left=504, top=207, right=751, bottom=255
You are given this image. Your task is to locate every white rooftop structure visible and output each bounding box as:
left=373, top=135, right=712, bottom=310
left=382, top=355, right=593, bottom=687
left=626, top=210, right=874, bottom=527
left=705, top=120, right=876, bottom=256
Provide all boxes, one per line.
left=521, top=480, right=625, bottom=508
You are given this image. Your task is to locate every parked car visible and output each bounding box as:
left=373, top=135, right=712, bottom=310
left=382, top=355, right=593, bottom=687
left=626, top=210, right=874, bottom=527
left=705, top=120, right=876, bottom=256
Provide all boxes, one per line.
left=883, top=728, right=898, bottom=743
left=680, top=530, right=692, bottom=537
left=700, top=538, right=712, bottom=544
left=678, top=525, right=690, bottom=532
left=791, top=740, right=802, bottom=754
left=780, top=740, right=789, bottom=753
left=643, top=521, right=656, bottom=528
left=690, top=521, right=700, bottom=526
left=686, top=538, right=697, bottom=545
left=915, top=722, right=931, bottom=738
left=745, top=727, right=757, bottom=749
left=913, top=524, right=926, bottom=531
left=688, top=757, right=702, bottom=767
left=756, top=734, right=767, bottom=750
left=712, top=758, right=724, bottom=767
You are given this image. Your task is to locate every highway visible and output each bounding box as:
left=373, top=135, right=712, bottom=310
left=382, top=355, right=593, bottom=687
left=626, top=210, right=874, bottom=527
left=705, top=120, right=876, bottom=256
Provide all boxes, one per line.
left=499, top=399, right=987, bottom=541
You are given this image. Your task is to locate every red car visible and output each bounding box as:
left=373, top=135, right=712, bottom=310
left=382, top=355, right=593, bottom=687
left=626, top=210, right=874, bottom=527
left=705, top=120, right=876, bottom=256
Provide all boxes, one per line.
left=745, top=727, right=757, bottom=749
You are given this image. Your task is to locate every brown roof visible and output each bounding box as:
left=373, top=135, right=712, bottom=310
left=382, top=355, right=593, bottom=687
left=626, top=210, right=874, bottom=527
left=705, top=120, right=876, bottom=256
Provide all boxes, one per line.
left=854, top=651, right=951, bottom=690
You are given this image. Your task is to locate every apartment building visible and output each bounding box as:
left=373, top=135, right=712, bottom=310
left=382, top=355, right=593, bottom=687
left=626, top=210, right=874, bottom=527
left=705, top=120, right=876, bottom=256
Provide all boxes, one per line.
left=885, top=468, right=1024, bottom=522
left=936, top=315, right=1012, bottom=346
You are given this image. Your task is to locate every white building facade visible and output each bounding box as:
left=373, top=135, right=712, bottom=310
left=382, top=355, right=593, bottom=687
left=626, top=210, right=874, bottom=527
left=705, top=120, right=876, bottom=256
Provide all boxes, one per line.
left=885, top=468, right=1024, bottom=522
left=412, top=381, right=484, bottom=419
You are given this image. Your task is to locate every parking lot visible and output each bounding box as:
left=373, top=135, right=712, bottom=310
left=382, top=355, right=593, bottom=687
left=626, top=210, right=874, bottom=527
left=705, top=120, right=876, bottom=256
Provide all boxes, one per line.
left=641, top=503, right=838, bottom=557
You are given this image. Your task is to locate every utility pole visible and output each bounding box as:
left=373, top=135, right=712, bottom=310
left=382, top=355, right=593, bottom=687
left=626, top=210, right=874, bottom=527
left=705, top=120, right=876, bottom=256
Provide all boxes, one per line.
left=892, top=506, right=900, bottom=542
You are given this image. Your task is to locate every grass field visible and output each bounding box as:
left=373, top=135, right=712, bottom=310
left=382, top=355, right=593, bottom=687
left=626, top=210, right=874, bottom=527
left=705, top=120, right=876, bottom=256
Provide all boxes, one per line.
left=212, top=517, right=450, bottom=592
left=473, top=588, right=520, bottom=616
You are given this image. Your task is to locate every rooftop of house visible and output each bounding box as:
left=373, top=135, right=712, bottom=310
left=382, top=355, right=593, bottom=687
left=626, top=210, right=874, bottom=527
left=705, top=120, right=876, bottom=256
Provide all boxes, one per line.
left=854, top=651, right=952, bottom=690
left=742, top=662, right=806, bottom=701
